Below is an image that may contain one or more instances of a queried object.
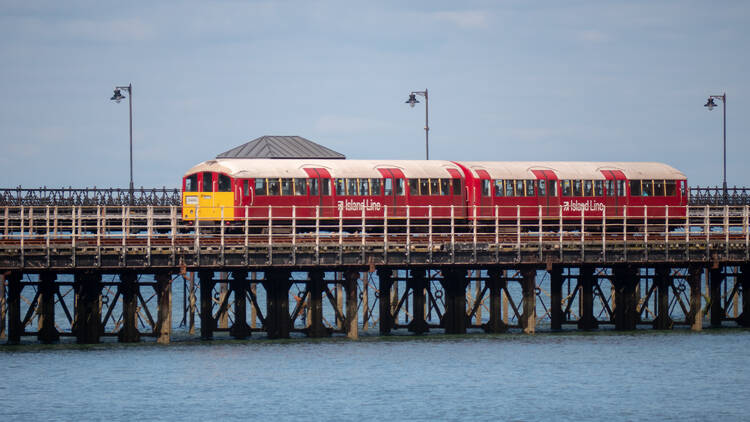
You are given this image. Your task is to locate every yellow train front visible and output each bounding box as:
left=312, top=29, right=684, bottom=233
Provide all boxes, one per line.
left=182, top=167, right=236, bottom=224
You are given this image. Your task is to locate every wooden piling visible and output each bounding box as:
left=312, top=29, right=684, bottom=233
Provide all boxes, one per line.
left=377, top=269, right=394, bottom=335
left=38, top=272, right=59, bottom=343
left=74, top=271, right=102, bottom=344
left=119, top=271, right=140, bottom=343
left=199, top=270, right=216, bottom=340
left=344, top=271, right=359, bottom=340
left=614, top=265, right=638, bottom=331
left=548, top=266, right=563, bottom=331
left=688, top=265, right=703, bottom=331
left=229, top=270, right=251, bottom=339
left=440, top=268, right=468, bottom=334
left=155, top=272, right=172, bottom=344
left=6, top=272, right=21, bottom=344
left=0, top=271, right=5, bottom=340
left=738, top=264, right=749, bottom=327
left=263, top=270, right=291, bottom=339
left=578, top=266, right=598, bottom=330
left=306, top=271, right=329, bottom=337
left=407, top=269, right=429, bottom=334
left=653, top=266, right=673, bottom=330
left=218, top=272, right=229, bottom=329
left=520, top=267, right=536, bottom=334
left=709, top=267, right=724, bottom=328
left=483, top=268, right=508, bottom=333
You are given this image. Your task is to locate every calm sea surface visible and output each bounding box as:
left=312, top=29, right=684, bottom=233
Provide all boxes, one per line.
left=1, top=330, right=748, bottom=421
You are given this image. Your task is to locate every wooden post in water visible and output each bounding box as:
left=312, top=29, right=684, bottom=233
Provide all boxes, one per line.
left=614, top=265, right=638, bottom=331
left=441, top=268, right=468, bottom=334
left=188, top=272, right=196, bottom=335
left=738, top=264, right=749, bottom=327
left=520, top=267, right=536, bottom=334
left=688, top=265, right=703, bottom=331
left=199, top=270, right=216, bottom=340
left=548, top=266, right=563, bottom=331
left=474, top=272, right=482, bottom=325
left=483, top=268, right=508, bottom=333
left=336, top=274, right=344, bottom=331
left=709, top=266, right=724, bottom=328
left=362, top=272, right=369, bottom=330
left=119, top=271, right=140, bottom=342
left=653, top=266, right=673, bottom=330
left=74, top=271, right=102, bottom=344
left=377, top=269, right=394, bottom=335
left=229, top=270, right=250, bottom=339
left=407, top=269, right=429, bottom=334
left=578, top=266, right=598, bottom=330
left=250, top=272, right=257, bottom=329
left=306, top=270, right=329, bottom=337
left=344, top=270, right=359, bottom=340
left=0, top=271, right=6, bottom=341
left=38, top=272, right=59, bottom=343
left=155, top=271, right=172, bottom=344
left=6, top=272, right=21, bottom=344
left=218, top=272, right=229, bottom=329
left=263, top=270, right=292, bottom=339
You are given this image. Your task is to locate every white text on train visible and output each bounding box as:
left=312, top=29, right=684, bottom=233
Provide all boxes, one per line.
left=562, top=200, right=605, bottom=212
left=338, top=199, right=383, bottom=212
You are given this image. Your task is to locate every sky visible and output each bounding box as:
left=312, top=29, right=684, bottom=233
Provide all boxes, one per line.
left=0, top=0, right=748, bottom=189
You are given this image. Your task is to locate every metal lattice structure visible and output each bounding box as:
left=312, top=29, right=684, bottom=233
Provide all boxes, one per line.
left=689, top=187, right=750, bottom=206
left=0, top=187, right=181, bottom=206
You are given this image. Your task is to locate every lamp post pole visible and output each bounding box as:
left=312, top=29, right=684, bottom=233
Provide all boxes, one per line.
left=111, top=83, right=134, bottom=204
left=704, top=92, right=727, bottom=203
left=405, top=89, right=429, bottom=160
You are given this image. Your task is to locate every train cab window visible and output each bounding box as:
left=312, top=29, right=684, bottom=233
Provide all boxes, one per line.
left=243, top=180, right=249, bottom=197
left=583, top=180, right=593, bottom=197
left=561, top=180, right=572, bottom=196
left=680, top=181, right=686, bottom=197
left=409, top=179, right=419, bottom=195
left=538, top=180, right=546, bottom=196
left=384, top=178, right=393, bottom=195
left=310, top=179, right=319, bottom=196
left=642, top=180, right=652, bottom=197
left=359, top=179, right=370, bottom=196
left=335, top=179, right=345, bottom=195
left=494, top=180, right=504, bottom=197
left=481, top=180, right=491, bottom=197
left=573, top=180, right=582, bottom=196
left=630, top=180, right=641, bottom=196
left=347, top=179, right=358, bottom=195
left=268, top=178, right=280, bottom=196
left=654, top=180, right=665, bottom=196
left=202, top=172, right=213, bottom=192
left=420, top=179, right=430, bottom=195
left=606, top=180, right=615, bottom=197
left=321, top=178, right=331, bottom=196
left=371, top=179, right=382, bottom=195
left=430, top=179, right=439, bottom=196
left=594, top=180, right=603, bottom=196
left=665, top=180, right=676, bottom=196
left=255, top=179, right=267, bottom=196
left=515, top=180, right=524, bottom=197
left=186, top=174, right=198, bottom=192
left=396, top=179, right=406, bottom=196
left=452, top=179, right=461, bottom=196
left=617, top=180, right=626, bottom=197
left=218, top=174, right=232, bottom=192
left=440, top=179, right=451, bottom=196
left=281, top=178, right=293, bottom=196
left=294, top=178, right=307, bottom=196
left=525, top=180, right=535, bottom=197
left=549, top=180, right=557, bottom=196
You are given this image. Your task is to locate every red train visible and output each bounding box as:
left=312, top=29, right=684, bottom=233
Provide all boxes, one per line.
left=181, top=159, right=688, bottom=230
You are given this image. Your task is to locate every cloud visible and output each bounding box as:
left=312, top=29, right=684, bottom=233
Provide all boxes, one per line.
left=430, top=10, right=489, bottom=29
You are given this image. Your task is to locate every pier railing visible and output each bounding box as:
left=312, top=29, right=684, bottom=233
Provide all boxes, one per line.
left=0, top=187, right=181, bottom=206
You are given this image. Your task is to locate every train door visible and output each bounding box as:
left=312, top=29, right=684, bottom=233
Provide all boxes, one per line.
left=198, top=171, right=215, bottom=220
left=304, top=168, right=333, bottom=217
left=475, top=169, right=492, bottom=217
left=531, top=170, right=559, bottom=216
left=601, top=170, right=627, bottom=217
left=378, top=168, right=406, bottom=217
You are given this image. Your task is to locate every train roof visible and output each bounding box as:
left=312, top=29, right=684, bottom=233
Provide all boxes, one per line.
left=459, top=162, right=687, bottom=180
left=184, top=159, right=464, bottom=179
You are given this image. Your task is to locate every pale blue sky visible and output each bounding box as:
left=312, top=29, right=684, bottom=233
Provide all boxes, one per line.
left=1, top=1, right=748, bottom=188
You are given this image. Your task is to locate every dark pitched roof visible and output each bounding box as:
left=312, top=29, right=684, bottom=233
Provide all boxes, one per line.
left=216, top=136, right=345, bottom=159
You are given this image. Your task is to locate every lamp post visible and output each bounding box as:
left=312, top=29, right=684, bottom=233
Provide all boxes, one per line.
left=110, top=83, right=134, bottom=205
left=405, top=89, right=429, bottom=160
left=704, top=92, right=727, bottom=202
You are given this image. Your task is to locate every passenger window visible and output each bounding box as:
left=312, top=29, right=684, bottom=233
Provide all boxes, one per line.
left=294, top=178, right=307, bottom=196
left=268, top=178, right=280, bottom=196
left=335, top=179, right=345, bottom=195
left=515, top=180, right=524, bottom=197
left=186, top=174, right=198, bottom=192
left=606, top=180, right=614, bottom=197
left=594, top=181, right=603, bottom=196
left=255, top=179, right=267, bottom=196
left=452, top=179, right=461, bottom=196
left=218, top=174, right=232, bottom=192
left=371, top=179, right=381, bottom=195
left=347, top=179, right=357, bottom=195
left=583, top=180, right=593, bottom=197
left=494, top=180, right=504, bottom=197
left=480, top=180, right=490, bottom=197
left=549, top=180, right=557, bottom=196
left=396, top=179, right=406, bottom=196
left=440, top=179, right=451, bottom=196
left=281, top=178, right=293, bottom=196
left=642, top=180, right=652, bottom=197
left=243, top=180, right=249, bottom=197
left=665, top=180, right=676, bottom=196
left=573, top=180, right=582, bottom=196
left=310, top=179, right=319, bottom=196
left=538, top=180, right=546, bottom=196
left=654, top=180, right=665, bottom=196
left=561, top=180, right=572, bottom=196
left=630, top=180, right=641, bottom=196
left=321, top=178, right=331, bottom=196
left=359, top=179, right=370, bottom=196
left=430, top=179, right=439, bottom=196
left=384, top=178, right=393, bottom=196
left=505, top=179, right=514, bottom=197
left=526, top=180, right=535, bottom=197
left=617, top=180, right=626, bottom=197
left=409, top=179, right=419, bottom=195
left=420, top=179, right=429, bottom=195
left=203, top=172, right=213, bottom=192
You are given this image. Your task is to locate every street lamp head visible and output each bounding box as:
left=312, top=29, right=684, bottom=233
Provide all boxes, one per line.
left=704, top=97, right=717, bottom=111
left=405, top=93, right=419, bottom=108
left=110, top=88, right=126, bottom=103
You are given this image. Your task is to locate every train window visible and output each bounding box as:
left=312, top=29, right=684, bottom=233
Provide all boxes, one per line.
left=420, top=179, right=429, bottom=195
left=186, top=174, right=198, bottom=192
left=538, top=180, right=546, bottom=196
left=561, top=180, right=572, bottom=196
left=371, top=179, right=382, bottom=195
left=203, top=172, right=213, bottom=192
left=321, top=178, right=331, bottom=196
left=665, top=180, right=676, bottom=196
left=494, top=180, right=504, bottom=197
left=617, top=180, right=626, bottom=197
left=654, top=180, right=665, bottom=196
left=549, top=180, right=557, bottom=196
left=281, top=178, right=293, bottom=196
left=243, top=180, right=249, bottom=197
left=294, top=178, right=306, bottom=196
left=384, top=179, right=393, bottom=196
left=573, top=180, right=582, bottom=196
left=396, top=179, right=405, bottom=196
left=680, top=181, right=686, bottom=197
left=642, top=180, right=652, bottom=197
left=504, top=180, right=514, bottom=196
left=480, top=180, right=490, bottom=197
left=335, top=179, right=345, bottom=195
left=594, top=180, right=603, bottom=196
left=268, top=178, right=280, bottom=196
left=218, top=174, right=232, bottom=192
left=310, top=179, right=319, bottom=196
left=630, top=180, right=641, bottom=196
left=452, top=179, right=461, bottom=196
left=515, top=180, right=524, bottom=197
left=583, top=180, right=593, bottom=197
left=409, top=179, right=419, bottom=195
left=526, top=180, right=535, bottom=197
left=606, top=180, right=614, bottom=197
left=360, top=179, right=370, bottom=196
left=255, top=179, right=266, bottom=196
left=440, top=179, right=450, bottom=196
left=430, top=179, right=439, bottom=196
left=347, top=179, right=358, bottom=195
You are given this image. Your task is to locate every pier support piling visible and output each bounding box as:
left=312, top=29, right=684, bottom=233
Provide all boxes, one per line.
left=407, top=269, right=429, bottom=334
left=709, top=267, right=725, bottom=327
left=0, top=272, right=5, bottom=340
left=306, top=271, right=329, bottom=337
left=441, top=268, right=468, bottom=334
left=119, top=272, right=140, bottom=342
left=377, top=269, right=394, bottom=335
left=199, top=270, right=216, bottom=340
left=483, top=268, right=508, bottom=333
left=653, top=266, right=674, bottom=330
left=74, top=272, right=102, bottom=344
left=614, top=265, right=638, bottom=330
left=344, top=271, right=359, bottom=340
left=229, top=271, right=251, bottom=339
left=263, top=270, right=292, bottom=339
left=688, top=266, right=703, bottom=331
left=738, top=264, right=749, bottom=327
left=520, top=267, right=537, bottom=334
left=6, top=272, right=21, bottom=344
left=155, top=272, right=172, bottom=344
left=578, top=266, right=598, bottom=331
left=38, top=272, right=59, bottom=343
left=548, top=266, right=563, bottom=331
